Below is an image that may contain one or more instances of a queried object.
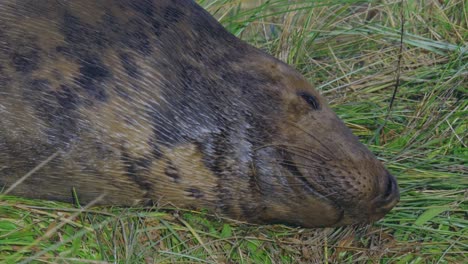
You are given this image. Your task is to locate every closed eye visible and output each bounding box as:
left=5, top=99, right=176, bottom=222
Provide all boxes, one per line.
left=298, top=92, right=320, bottom=110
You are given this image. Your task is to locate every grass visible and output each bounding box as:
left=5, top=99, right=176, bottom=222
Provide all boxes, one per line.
left=1, top=0, right=467, bottom=263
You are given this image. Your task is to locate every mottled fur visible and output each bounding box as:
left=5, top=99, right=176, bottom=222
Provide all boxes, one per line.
left=0, top=0, right=399, bottom=227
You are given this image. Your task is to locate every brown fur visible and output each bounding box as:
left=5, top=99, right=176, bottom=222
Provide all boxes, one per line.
left=0, top=0, right=399, bottom=227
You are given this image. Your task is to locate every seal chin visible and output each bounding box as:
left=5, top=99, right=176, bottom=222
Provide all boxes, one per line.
left=261, top=198, right=346, bottom=228
left=328, top=208, right=345, bottom=226
left=296, top=198, right=346, bottom=227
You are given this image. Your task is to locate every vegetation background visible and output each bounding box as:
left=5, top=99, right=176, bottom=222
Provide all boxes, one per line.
left=1, top=0, right=466, bottom=263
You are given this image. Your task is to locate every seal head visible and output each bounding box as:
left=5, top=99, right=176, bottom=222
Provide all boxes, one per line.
left=213, top=58, right=400, bottom=227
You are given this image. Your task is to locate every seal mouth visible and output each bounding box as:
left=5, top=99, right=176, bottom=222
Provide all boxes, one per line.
left=279, top=150, right=345, bottom=226
left=279, top=150, right=329, bottom=198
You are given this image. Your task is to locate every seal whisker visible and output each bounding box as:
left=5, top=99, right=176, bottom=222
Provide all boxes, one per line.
left=253, top=144, right=331, bottom=162
left=280, top=145, right=333, bottom=162
left=285, top=120, right=336, bottom=157
left=278, top=146, right=332, bottom=163
left=277, top=160, right=325, bottom=171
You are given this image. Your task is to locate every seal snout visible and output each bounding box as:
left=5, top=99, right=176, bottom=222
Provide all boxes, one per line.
left=369, top=172, right=400, bottom=221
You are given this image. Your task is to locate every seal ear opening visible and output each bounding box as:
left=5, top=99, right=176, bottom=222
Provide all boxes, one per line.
left=297, top=92, right=321, bottom=110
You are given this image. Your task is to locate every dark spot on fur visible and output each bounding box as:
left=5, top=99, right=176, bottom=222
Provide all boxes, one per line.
left=121, top=150, right=153, bottom=192
left=152, top=20, right=162, bottom=36
left=62, top=12, right=108, bottom=56
left=11, top=48, right=39, bottom=73
left=218, top=187, right=234, bottom=215
left=24, top=80, right=80, bottom=144
left=195, top=131, right=239, bottom=215
left=57, top=39, right=110, bottom=102
left=75, top=58, right=110, bottom=101
left=22, top=79, right=49, bottom=102
left=55, top=46, right=70, bottom=54
left=123, top=19, right=152, bottom=54
left=55, top=85, right=80, bottom=110
left=122, top=155, right=137, bottom=175
left=137, top=156, right=153, bottom=170
left=63, top=13, right=90, bottom=43
left=240, top=202, right=259, bottom=219
left=151, top=143, right=163, bottom=160
left=186, top=187, right=204, bottom=199
left=119, top=52, right=139, bottom=78
left=165, top=162, right=180, bottom=182
left=197, top=131, right=229, bottom=177
left=27, top=81, right=79, bottom=111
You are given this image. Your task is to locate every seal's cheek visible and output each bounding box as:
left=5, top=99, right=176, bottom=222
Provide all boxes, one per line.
left=251, top=147, right=344, bottom=227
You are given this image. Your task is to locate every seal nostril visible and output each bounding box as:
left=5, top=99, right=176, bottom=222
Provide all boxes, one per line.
left=371, top=173, right=399, bottom=218
left=384, top=174, right=394, bottom=198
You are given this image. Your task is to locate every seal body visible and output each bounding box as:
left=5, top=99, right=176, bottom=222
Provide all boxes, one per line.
left=0, top=0, right=399, bottom=227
